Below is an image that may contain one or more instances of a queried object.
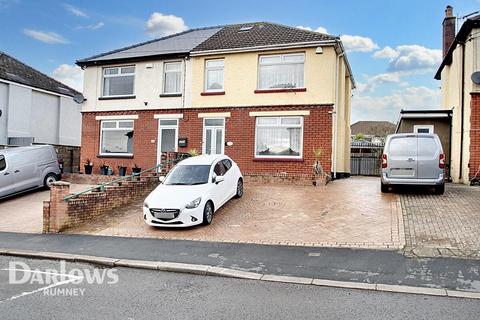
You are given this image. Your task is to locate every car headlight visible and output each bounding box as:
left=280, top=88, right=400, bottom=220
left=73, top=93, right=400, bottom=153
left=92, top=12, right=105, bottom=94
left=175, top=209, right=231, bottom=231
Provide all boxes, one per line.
left=143, top=202, right=149, bottom=209
left=185, top=197, right=201, bottom=209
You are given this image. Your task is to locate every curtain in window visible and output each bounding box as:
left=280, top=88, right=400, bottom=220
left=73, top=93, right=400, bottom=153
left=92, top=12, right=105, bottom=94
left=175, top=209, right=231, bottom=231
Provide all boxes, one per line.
left=206, top=69, right=224, bottom=90
left=259, top=64, right=304, bottom=89
left=256, top=127, right=301, bottom=156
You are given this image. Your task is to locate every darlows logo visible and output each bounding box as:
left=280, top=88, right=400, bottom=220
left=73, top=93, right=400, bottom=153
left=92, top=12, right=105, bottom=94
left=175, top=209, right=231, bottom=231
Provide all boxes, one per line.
left=6, top=261, right=119, bottom=285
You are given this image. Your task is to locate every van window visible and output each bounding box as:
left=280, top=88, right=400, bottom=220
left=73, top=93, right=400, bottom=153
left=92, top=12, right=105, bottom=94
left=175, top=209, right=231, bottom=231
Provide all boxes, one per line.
left=388, top=137, right=417, bottom=157
left=418, top=136, right=437, bottom=157
left=0, top=155, right=5, bottom=171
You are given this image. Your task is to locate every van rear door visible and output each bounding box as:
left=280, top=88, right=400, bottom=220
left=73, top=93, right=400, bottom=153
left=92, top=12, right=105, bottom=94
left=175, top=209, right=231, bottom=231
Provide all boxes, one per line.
left=386, top=135, right=418, bottom=179
left=417, top=135, right=441, bottom=179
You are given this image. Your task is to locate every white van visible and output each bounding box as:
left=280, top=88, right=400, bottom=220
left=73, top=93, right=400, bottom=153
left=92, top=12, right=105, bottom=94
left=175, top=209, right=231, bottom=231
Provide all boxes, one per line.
left=0, top=145, right=61, bottom=199
left=381, top=133, right=445, bottom=194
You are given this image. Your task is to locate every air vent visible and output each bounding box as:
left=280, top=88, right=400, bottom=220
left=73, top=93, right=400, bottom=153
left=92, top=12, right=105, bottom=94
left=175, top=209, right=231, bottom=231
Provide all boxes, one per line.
left=239, top=26, right=253, bottom=32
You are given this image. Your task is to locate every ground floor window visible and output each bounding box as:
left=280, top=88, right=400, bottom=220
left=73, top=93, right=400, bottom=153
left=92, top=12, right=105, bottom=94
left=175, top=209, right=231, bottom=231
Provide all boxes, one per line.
left=255, top=116, right=303, bottom=158
left=100, top=120, right=134, bottom=155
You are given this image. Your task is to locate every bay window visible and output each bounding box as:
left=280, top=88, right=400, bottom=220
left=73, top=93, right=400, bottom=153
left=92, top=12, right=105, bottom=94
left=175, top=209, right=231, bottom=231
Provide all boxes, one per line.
left=163, top=62, right=182, bottom=94
left=255, top=116, right=303, bottom=158
left=100, top=120, right=134, bottom=155
left=102, top=66, right=135, bottom=97
left=258, top=53, right=305, bottom=89
left=205, top=59, right=224, bottom=92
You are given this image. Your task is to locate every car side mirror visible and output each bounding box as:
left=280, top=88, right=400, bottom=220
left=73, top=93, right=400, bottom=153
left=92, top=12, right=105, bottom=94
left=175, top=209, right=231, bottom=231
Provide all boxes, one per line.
left=159, top=176, right=165, bottom=183
left=215, top=176, right=224, bottom=184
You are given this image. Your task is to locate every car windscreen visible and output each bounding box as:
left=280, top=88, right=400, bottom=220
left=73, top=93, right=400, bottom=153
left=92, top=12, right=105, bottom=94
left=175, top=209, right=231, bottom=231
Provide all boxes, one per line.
left=164, top=165, right=211, bottom=185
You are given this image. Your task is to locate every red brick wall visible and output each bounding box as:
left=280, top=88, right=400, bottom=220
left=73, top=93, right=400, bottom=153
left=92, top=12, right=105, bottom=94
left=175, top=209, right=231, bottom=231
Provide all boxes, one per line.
left=81, top=105, right=333, bottom=175
left=470, top=93, right=480, bottom=179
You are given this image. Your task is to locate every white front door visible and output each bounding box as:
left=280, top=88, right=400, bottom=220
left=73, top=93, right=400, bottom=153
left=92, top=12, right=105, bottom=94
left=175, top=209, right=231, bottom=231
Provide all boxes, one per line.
left=157, top=119, right=178, bottom=165
left=203, top=118, right=225, bottom=155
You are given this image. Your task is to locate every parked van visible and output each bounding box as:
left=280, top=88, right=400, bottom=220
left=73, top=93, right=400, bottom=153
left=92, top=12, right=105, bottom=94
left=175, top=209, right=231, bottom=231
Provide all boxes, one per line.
left=0, top=145, right=61, bottom=199
left=381, top=133, right=445, bottom=194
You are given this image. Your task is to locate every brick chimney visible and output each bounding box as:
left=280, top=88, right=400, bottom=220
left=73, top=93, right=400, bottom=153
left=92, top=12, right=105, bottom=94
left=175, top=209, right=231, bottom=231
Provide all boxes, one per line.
left=443, top=5, right=456, bottom=58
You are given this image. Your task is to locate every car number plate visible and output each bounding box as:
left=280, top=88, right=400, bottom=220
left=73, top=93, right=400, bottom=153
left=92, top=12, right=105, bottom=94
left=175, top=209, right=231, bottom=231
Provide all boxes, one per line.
left=391, top=168, right=415, bottom=177
left=154, top=212, right=174, bottom=219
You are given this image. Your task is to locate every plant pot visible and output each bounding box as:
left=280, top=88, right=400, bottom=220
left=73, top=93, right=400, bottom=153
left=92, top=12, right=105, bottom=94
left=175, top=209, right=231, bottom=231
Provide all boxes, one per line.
left=84, top=165, right=93, bottom=175
left=312, top=175, right=330, bottom=187
left=118, top=166, right=127, bottom=176
left=101, top=166, right=110, bottom=175
left=132, top=167, right=142, bottom=174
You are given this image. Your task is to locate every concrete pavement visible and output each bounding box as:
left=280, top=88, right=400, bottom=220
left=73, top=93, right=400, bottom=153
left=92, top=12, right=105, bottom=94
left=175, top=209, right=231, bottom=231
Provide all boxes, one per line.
left=0, top=232, right=479, bottom=294
left=1, top=256, right=479, bottom=320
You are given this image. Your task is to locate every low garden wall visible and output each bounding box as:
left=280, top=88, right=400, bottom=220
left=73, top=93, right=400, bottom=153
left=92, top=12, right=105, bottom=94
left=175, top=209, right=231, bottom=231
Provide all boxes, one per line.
left=43, top=173, right=160, bottom=233
left=243, top=173, right=330, bottom=186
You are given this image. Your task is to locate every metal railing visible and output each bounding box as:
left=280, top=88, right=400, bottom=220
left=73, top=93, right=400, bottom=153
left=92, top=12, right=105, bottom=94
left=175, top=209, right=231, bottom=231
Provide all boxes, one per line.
left=63, top=158, right=182, bottom=201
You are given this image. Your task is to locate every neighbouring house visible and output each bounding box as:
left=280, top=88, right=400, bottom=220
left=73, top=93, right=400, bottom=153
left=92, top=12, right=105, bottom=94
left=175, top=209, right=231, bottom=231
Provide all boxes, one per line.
left=395, top=109, right=453, bottom=180
left=350, top=120, right=396, bottom=144
left=0, top=51, right=82, bottom=172
left=435, top=6, right=480, bottom=184
left=76, top=22, right=354, bottom=179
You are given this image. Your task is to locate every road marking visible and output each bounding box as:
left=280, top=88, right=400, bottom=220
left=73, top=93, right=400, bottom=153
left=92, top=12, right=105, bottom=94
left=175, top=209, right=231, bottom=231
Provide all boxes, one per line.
left=308, top=252, right=321, bottom=257
left=0, top=268, right=83, bottom=304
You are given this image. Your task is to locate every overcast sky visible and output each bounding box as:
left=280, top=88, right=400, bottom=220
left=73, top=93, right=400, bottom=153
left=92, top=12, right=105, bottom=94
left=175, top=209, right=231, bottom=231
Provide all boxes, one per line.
left=1, top=0, right=479, bottom=123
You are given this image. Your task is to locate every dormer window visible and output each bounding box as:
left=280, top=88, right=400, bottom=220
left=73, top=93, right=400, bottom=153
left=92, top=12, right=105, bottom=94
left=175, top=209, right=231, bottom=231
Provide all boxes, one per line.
left=102, top=66, right=135, bottom=97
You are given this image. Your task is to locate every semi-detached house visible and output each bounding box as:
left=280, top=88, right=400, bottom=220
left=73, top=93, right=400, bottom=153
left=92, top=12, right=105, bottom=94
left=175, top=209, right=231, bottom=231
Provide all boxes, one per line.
left=76, top=22, right=354, bottom=178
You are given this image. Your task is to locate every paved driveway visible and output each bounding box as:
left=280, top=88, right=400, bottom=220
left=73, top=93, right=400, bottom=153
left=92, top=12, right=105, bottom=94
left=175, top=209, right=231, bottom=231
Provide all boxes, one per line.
left=0, top=184, right=91, bottom=234
left=66, top=177, right=405, bottom=250
left=401, top=184, right=480, bottom=258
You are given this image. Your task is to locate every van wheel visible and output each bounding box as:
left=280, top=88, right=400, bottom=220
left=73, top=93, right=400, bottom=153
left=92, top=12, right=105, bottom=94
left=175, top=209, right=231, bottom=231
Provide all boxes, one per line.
left=202, top=201, right=214, bottom=225
left=434, top=184, right=445, bottom=195
left=381, top=182, right=389, bottom=193
left=44, top=173, right=58, bottom=189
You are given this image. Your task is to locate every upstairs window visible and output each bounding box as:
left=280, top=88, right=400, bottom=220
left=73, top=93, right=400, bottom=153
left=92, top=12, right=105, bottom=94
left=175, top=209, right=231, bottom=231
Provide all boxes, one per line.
left=205, top=59, right=224, bottom=92
left=102, top=66, right=135, bottom=97
left=100, top=120, right=134, bottom=155
left=258, top=53, right=305, bottom=89
left=163, top=62, right=182, bottom=94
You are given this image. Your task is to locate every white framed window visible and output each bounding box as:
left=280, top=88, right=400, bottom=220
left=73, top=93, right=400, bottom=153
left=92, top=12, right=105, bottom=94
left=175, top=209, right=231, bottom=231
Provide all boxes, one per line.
left=258, top=53, right=305, bottom=89
left=255, top=116, right=303, bottom=158
left=414, top=125, right=434, bottom=134
left=102, top=66, right=135, bottom=97
left=163, top=62, right=182, bottom=94
left=99, top=120, right=134, bottom=155
left=204, top=59, right=224, bottom=92
left=203, top=118, right=225, bottom=155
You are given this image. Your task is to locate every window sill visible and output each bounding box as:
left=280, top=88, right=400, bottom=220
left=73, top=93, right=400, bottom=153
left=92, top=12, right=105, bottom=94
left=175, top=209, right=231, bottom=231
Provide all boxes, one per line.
left=99, top=95, right=136, bottom=100
left=253, top=158, right=304, bottom=162
left=160, top=93, right=182, bottom=98
left=201, top=91, right=225, bottom=96
left=254, top=88, right=306, bottom=94
left=97, top=154, right=134, bottom=159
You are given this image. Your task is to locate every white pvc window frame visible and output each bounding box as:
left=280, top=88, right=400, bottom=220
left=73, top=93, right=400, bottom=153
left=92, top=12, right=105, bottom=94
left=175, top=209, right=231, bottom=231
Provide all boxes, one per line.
left=102, top=65, right=135, bottom=98
left=204, top=59, right=225, bottom=92
left=254, top=116, right=304, bottom=159
left=414, top=125, right=434, bottom=134
left=99, top=119, right=134, bottom=156
left=162, top=61, right=182, bottom=94
left=257, top=52, right=305, bottom=90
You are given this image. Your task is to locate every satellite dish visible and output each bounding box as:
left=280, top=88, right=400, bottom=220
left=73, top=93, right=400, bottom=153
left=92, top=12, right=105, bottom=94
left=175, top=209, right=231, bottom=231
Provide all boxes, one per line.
left=73, top=94, right=85, bottom=104
left=471, top=71, right=480, bottom=85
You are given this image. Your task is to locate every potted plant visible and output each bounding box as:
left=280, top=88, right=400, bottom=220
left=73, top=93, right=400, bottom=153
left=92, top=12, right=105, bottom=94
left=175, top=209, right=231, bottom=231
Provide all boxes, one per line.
left=84, top=159, right=93, bottom=175
left=312, top=148, right=329, bottom=186
left=132, top=164, right=142, bottom=175
left=188, top=148, right=199, bottom=157
left=100, top=163, right=109, bottom=175
left=118, top=164, right=127, bottom=176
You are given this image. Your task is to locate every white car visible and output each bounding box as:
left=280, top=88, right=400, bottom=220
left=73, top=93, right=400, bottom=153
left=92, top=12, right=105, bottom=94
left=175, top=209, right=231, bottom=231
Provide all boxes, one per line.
left=143, top=155, right=243, bottom=227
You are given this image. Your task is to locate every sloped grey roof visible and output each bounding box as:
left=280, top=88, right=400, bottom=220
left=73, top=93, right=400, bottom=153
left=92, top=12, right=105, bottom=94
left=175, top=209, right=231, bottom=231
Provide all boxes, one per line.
left=77, top=27, right=222, bottom=66
left=192, top=22, right=337, bottom=52
left=0, top=51, right=80, bottom=97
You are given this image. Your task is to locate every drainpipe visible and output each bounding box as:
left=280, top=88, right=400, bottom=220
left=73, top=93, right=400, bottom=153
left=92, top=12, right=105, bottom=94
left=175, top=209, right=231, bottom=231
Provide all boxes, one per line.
left=332, top=46, right=345, bottom=180
left=459, top=41, right=465, bottom=181
left=182, top=56, right=187, bottom=108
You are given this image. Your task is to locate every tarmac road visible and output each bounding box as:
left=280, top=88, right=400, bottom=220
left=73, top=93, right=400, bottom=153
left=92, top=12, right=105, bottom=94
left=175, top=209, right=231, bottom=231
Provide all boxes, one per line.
left=0, top=256, right=479, bottom=320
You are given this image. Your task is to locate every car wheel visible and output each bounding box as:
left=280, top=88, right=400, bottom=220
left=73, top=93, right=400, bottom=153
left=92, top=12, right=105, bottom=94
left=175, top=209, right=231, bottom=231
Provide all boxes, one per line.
left=234, top=179, right=243, bottom=198
left=202, top=201, right=214, bottom=225
left=44, top=173, right=58, bottom=189
left=434, top=184, right=445, bottom=195
left=381, top=181, right=389, bottom=193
